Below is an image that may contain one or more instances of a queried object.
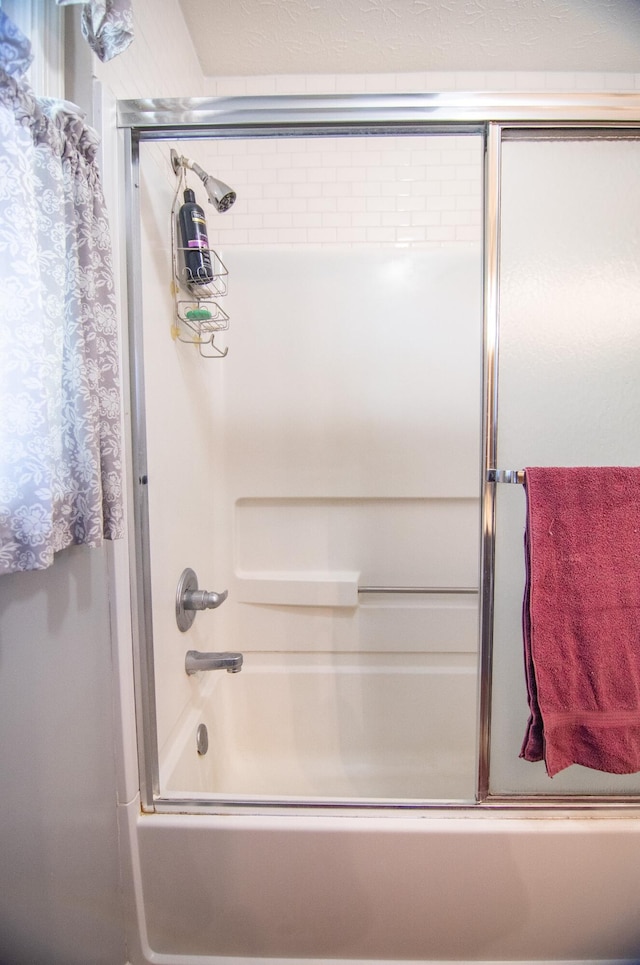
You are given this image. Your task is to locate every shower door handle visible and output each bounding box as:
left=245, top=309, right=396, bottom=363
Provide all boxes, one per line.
left=176, top=567, right=227, bottom=632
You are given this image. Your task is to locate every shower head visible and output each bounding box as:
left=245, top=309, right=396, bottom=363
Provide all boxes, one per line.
left=170, top=149, right=237, bottom=212
left=200, top=172, right=237, bottom=213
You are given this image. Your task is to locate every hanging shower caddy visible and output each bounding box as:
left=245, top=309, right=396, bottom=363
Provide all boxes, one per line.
left=169, top=149, right=232, bottom=359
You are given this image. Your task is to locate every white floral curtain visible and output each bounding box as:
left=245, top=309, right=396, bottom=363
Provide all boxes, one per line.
left=0, top=10, right=125, bottom=573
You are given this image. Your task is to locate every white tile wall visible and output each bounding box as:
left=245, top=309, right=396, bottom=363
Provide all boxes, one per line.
left=206, top=70, right=640, bottom=98
left=187, top=134, right=483, bottom=249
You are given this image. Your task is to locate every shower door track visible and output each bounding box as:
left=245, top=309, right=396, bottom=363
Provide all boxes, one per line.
left=118, top=92, right=640, bottom=814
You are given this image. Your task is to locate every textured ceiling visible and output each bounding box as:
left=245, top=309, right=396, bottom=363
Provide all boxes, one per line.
left=178, top=0, right=640, bottom=77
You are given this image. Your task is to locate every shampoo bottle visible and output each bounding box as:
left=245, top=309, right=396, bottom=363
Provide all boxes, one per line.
left=178, top=188, right=213, bottom=285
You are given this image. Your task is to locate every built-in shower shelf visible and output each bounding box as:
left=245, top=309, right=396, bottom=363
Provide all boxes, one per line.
left=234, top=570, right=361, bottom=608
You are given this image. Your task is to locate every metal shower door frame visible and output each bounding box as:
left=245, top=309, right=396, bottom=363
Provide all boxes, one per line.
left=118, top=92, right=640, bottom=813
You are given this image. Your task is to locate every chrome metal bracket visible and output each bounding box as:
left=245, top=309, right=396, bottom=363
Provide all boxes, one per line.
left=487, top=468, right=525, bottom=485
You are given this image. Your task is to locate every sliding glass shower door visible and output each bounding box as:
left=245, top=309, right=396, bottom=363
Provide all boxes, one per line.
left=489, top=135, right=640, bottom=796
left=125, top=97, right=640, bottom=810
left=135, top=130, right=485, bottom=804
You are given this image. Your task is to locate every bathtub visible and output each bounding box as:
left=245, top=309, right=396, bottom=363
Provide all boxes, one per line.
left=160, top=654, right=478, bottom=803
left=130, top=656, right=640, bottom=965
left=144, top=665, right=640, bottom=965
left=121, top=802, right=640, bottom=964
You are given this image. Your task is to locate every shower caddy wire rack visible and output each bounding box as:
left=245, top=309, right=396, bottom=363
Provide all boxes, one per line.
left=169, top=162, right=230, bottom=359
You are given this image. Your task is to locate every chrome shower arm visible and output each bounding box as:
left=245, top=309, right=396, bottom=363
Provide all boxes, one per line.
left=170, top=149, right=236, bottom=212
left=187, top=159, right=209, bottom=183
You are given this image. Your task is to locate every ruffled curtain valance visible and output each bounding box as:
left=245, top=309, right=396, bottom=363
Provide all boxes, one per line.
left=55, top=0, right=133, bottom=63
left=0, top=11, right=124, bottom=573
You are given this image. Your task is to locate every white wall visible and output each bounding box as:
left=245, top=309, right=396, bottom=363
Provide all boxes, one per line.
left=0, top=546, right=126, bottom=965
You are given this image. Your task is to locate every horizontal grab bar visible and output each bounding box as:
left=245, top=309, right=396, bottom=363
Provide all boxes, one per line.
left=235, top=572, right=478, bottom=605
left=358, top=586, right=478, bottom=595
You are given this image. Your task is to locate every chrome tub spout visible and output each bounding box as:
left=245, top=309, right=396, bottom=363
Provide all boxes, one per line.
left=185, top=650, right=243, bottom=675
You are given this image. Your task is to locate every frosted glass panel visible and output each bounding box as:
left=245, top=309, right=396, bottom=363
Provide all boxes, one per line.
left=490, top=138, right=640, bottom=795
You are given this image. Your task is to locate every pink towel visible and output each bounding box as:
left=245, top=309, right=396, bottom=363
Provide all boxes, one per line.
left=520, top=466, right=640, bottom=777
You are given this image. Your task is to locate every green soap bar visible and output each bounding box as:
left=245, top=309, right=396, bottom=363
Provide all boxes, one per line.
left=185, top=308, right=213, bottom=321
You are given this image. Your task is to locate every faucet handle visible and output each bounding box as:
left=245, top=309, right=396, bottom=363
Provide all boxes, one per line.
left=183, top=588, right=228, bottom=611
left=176, top=568, right=227, bottom=632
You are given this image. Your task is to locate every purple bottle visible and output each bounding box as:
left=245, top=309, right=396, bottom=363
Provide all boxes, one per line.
left=178, top=188, right=213, bottom=285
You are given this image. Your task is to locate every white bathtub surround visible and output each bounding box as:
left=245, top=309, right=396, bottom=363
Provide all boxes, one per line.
left=140, top=230, right=483, bottom=800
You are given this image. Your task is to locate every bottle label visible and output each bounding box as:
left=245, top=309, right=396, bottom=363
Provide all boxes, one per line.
left=189, top=211, right=208, bottom=248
